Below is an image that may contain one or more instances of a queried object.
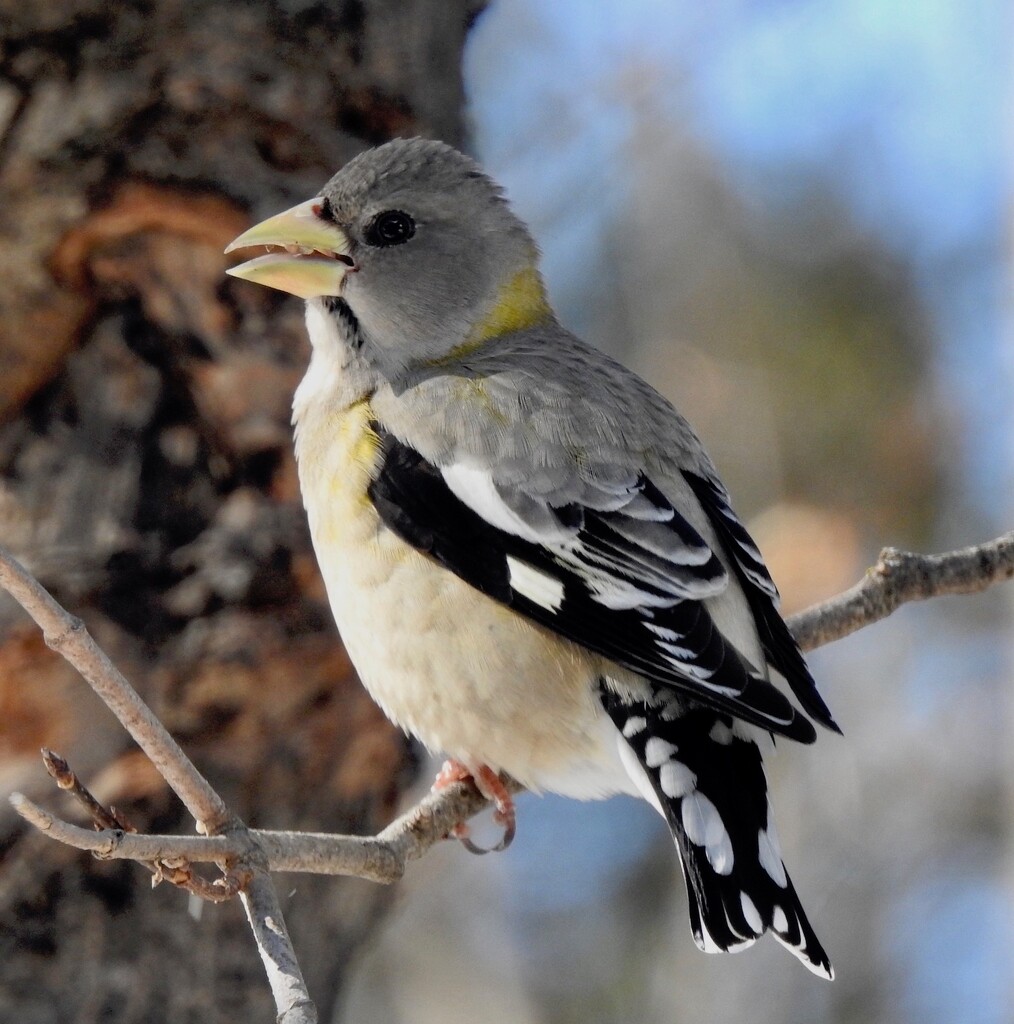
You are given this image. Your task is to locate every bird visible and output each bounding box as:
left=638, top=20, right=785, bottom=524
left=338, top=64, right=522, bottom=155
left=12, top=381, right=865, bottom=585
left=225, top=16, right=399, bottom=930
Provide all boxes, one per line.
left=224, top=137, right=839, bottom=979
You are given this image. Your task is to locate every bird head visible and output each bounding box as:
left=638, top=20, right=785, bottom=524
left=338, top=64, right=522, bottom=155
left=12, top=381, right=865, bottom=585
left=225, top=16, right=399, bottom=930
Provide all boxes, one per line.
left=226, top=138, right=552, bottom=373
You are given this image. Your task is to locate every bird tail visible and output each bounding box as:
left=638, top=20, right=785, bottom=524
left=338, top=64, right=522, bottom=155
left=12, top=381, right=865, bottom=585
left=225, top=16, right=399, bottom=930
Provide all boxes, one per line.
left=601, top=691, right=833, bottom=979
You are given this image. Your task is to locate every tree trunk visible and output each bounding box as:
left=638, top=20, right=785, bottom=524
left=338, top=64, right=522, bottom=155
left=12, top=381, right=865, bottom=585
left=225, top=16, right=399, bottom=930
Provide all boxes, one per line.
left=0, top=2, right=482, bottom=1020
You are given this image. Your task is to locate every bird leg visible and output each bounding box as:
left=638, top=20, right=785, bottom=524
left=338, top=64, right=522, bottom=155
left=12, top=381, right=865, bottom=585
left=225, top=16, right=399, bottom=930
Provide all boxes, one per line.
left=431, top=759, right=516, bottom=854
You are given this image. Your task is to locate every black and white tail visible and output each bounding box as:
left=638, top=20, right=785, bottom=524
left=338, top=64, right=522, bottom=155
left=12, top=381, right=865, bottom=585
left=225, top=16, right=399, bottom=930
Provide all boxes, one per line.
left=601, top=687, right=833, bottom=979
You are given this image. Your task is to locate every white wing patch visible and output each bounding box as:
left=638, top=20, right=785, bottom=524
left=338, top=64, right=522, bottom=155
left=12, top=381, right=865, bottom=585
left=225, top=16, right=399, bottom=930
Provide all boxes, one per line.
left=439, top=462, right=728, bottom=617
left=442, top=463, right=573, bottom=543
left=709, top=720, right=735, bottom=745
left=387, top=455, right=806, bottom=739
left=740, top=892, right=764, bottom=934
left=622, top=715, right=647, bottom=738
left=505, top=555, right=565, bottom=612
left=583, top=576, right=679, bottom=610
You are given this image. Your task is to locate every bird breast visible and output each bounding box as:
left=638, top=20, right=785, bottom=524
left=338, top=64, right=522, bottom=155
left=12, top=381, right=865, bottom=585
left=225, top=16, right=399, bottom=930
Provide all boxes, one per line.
left=293, top=397, right=635, bottom=798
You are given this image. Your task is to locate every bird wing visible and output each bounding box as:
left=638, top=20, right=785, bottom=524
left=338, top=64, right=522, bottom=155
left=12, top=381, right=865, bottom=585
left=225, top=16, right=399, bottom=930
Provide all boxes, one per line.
left=682, top=471, right=839, bottom=733
left=367, top=423, right=821, bottom=743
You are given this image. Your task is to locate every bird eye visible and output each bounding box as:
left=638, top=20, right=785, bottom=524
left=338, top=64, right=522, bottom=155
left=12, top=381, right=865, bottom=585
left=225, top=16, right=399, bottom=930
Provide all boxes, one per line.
left=365, top=210, right=416, bottom=247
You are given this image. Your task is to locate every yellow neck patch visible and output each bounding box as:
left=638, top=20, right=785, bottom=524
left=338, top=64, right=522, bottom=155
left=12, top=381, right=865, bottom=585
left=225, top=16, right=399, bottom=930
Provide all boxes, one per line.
left=472, top=264, right=552, bottom=341
left=431, top=265, right=552, bottom=364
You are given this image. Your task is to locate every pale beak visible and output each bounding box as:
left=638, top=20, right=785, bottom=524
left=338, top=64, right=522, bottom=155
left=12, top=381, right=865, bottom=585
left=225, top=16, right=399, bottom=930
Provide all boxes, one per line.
left=224, top=198, right=355, bottom=299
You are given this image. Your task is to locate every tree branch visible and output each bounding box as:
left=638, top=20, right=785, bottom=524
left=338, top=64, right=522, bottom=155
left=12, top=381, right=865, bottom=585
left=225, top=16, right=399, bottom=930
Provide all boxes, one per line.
left=0, top=543, right=312, bottom=1021
left=10, top=793, right=236, bottom=862
left=2, top=531, right=1012, bottom=1020
left=10, top=777, right=514, bottom=884
left=788, top=531, right=1014, bottom=651
left=0, top=544, right=231, bottom=835
left=241, top=867, right=317, bottom=1024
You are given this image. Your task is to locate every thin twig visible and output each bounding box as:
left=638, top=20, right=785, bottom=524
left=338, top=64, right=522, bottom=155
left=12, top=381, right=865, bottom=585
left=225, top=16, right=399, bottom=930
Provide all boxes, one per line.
left=0, top=543, right=314, bottom=1021
left=241, top=871, right=317, bottom=1024
left=0, top=544, right=230, bottom=834
left=38, top=749, right=254, bottom=903
left=10, top=794, right=237, bottom=862
left=9, top=779, right=508, bottom=885
left=788, top=531, right=1014, bottom=651
left=153, top=860, right=249, bottom=903
left=42, top=748, right=126, bottom=831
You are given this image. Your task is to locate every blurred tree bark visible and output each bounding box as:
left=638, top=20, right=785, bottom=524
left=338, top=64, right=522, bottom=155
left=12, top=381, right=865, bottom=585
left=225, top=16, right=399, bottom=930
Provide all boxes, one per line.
left=0, top=1, right=483, bottom=1020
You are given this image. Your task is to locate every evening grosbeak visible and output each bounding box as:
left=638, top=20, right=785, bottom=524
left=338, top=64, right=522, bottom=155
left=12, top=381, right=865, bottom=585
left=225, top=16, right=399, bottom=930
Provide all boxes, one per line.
left=225, top=138, right=838, bottom=978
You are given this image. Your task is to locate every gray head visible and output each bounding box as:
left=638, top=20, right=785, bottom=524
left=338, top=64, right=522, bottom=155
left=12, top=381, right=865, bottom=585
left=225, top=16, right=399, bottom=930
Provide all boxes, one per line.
left=226, top=138, right=550, bottom=374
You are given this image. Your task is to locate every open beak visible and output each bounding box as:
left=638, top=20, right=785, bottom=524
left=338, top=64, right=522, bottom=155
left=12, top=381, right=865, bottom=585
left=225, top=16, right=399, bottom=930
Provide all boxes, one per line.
left=224, top=198, right=355, bottom=299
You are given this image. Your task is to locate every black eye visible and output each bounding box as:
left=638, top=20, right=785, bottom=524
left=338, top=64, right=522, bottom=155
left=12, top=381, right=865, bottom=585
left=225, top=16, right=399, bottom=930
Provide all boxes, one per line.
left=365, top=210, right=416, bottom=247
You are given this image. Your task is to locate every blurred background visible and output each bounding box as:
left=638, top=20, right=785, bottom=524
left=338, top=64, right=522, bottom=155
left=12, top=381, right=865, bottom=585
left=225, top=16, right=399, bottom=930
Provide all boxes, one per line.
left=0, top=2, right=1010, bottom=1023
left=345, top=3, right=1014, bottom=1023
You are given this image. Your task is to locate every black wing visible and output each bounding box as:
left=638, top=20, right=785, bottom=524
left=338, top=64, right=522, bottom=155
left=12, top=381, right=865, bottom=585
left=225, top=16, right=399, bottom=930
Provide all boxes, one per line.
left=683, top=471, right=840, bottom=734
left=367, top=425, right=820, bottom=742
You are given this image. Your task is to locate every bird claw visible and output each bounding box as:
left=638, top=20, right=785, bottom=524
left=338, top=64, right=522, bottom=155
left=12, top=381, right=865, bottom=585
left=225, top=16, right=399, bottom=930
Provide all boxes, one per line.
left=452, top=816, right=516, bottom=855
left=432, top=760, right=516, bottom=854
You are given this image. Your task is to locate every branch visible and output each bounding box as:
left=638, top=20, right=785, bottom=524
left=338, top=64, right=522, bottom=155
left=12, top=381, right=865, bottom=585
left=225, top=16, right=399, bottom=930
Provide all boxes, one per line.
left=0, top=544, right=230, bottom=835
left=0, top=543, right=317, bottom=1023
left=10, top=793, right=238, bottom=862
left=241, top=869, right=316, bottom=1024
left=9, top=775, right=514, bottom=884
left=788, top=531, right=1014, bottom=651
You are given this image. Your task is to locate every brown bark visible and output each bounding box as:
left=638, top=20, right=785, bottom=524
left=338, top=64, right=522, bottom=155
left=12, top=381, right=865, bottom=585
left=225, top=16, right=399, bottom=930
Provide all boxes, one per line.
left=0, top=2, right=483, bottom=1020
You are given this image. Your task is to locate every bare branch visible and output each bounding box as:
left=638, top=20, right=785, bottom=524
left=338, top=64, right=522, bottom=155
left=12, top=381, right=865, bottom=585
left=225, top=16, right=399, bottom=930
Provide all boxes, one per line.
left=6, top=533, right=1014, bottom=882
left=9, top=779, right=513, bottom=885
left=0, top=543, right=230, bottom=834
left=788, top=531, right=1014, bottom=651
left=0, top=544, right=314, bottom=1022
left=10, top=793, right=238, bottom=862
left=32, top=751, right=253, bottom=903
left=241, top=872, right=318, bottom=1024
left=246, top=775, right=523, bottom=880
left=253, top=828, right=403, bottom=883
left=379, top=776, right=523, bottom=866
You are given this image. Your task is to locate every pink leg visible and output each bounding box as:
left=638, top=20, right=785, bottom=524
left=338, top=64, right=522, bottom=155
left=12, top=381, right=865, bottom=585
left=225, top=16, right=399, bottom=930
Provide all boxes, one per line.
left=432, top=759, right=473, bottom=791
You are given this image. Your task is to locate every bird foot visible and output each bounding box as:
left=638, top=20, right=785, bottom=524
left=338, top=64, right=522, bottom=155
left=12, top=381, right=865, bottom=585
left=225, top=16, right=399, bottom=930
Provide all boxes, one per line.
left=432, top=760, right=516, bottom=854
